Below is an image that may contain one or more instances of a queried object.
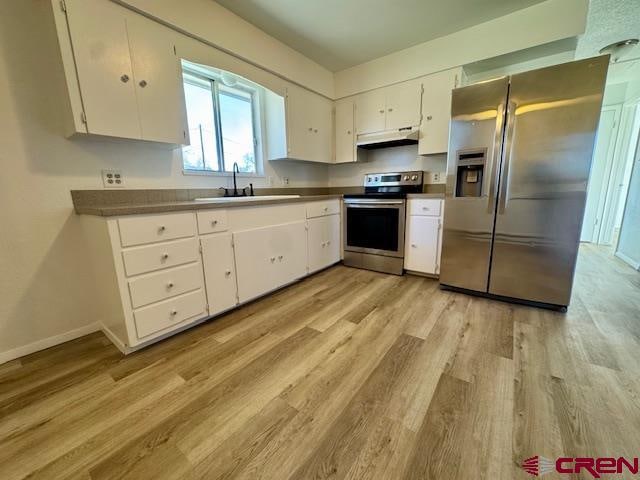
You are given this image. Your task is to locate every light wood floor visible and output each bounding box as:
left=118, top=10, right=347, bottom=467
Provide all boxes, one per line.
left=1, top=244, right=639, bottom=479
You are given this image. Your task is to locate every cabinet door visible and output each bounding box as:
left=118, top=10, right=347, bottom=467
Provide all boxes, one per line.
left=308, top=215, right=341, bottom=273
left=127, top=15, right=188, bottom=144
left=419, top=68, right=460, bottom=155
left=385, top=80, right=422, bottom=130
left=286, top=85, right=332, bottom=163
left=334, top=98, right=355, bottom=163
left=201, top=233, right=238, bottom=315
left=234, top=221, right=307, bottom=303
left=355, top=89, right=386, bottom=134
left=404, top=216, right=440, bottom=274
left=65, top=0, right=141, bottom=139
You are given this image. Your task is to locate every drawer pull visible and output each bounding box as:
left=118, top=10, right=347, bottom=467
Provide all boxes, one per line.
left=225, top=270, right=232, bottom=276
left=170, top=309, right=178, bottom=316
left=411, top=244, right=417, bottom=248
left=270, top=256, right=276, bottom=262
left=167, top=282, right=174, bottom=288
left=158, top=225, right=166, bottom=232
left=278, top=255, right=283, bottom=261
left=211, top=220, right=218, bottom=226
left=323, top=206, right=328, bottom=211
left=161, top=253, right=169, bottom=260
left=327, top=240, right=331, bottom=245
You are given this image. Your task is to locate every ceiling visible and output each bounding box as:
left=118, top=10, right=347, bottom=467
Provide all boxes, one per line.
left=215, top=0, right=548, bottom=71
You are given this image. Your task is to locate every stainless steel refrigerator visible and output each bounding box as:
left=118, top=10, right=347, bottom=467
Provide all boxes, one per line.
left=439, top=56, right=609, bottom=310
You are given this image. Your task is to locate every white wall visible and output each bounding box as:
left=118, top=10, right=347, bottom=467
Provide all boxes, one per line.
left=328, top=146, right=446, bottom=187
left=0, top=0, right=328, bottom=361
left=334, top=0, right=588, bottom=97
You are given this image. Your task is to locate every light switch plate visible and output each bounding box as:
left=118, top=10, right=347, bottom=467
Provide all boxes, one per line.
left=102, top=169, right=124, bottom=188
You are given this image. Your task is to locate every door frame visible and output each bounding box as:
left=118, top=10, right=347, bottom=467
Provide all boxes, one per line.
left=582, top=104, right=622, bottom=243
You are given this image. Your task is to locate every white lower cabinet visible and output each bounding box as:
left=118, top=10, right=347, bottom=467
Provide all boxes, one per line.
left=233, top=221, right=308, bottom=303
left=308, top=215, right=341, bottom=273
left=85, top=202, right=339, bottom=353
left=404, top=199, right=444, bottom=275
left=201, top=233, right=238, bottom=315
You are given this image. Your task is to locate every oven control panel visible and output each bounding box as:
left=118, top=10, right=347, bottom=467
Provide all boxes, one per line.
left=364, top=171, right=423, bottom=187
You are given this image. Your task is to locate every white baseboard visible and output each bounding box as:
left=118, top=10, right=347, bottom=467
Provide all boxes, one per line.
left=615, top=251, right=640, bottom=270
left=0, top=322, right=100, bottom=365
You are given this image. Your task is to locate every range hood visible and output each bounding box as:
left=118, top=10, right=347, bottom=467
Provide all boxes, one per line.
left=356, top=127, right=419, bottom=149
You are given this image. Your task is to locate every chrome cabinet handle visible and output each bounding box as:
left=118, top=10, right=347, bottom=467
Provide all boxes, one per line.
left=225, top=270, right=231, bottom=276
left=388, top=108, right=393, bottom=112
left=411, top=244, right=417, bottom=248
left=158, top=225, right=166, bottom=232
left=211, top=220, right=218, bottom=226
left=308, top=127, right=313, bottom=131
left=139, top=80, right=147, bottom=88
left=426, top=115, right=433, bottom=121
left=278, top=255, right=283, bottom=260
left=270, top=256, right=276, bottom=262
left=170, top=309, right=177, bottom=316
left=347, top=130, right=351, bottom=135
left=120, top=74, right=130, bottom=83
left=161, top=253, right=169, bottom=260
left=167, top=282, right=174, bottom=288
left=379, top=109, right=384, bottom=114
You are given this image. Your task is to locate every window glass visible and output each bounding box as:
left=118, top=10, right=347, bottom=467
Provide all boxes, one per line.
left=181, top=67, right=259, bottom=174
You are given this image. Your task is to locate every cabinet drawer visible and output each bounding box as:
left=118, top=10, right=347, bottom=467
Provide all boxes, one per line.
left=122, top=237, right=199, bottom=277
left=133, top=289, right=207, bottom=339
left=197, top=209, right=229, bottom=235
left=118, top=212, right=196, bottom=247
left=306, top=199, right=340, bottom=218
left=408, top=199, right=442, bottom=217
left=128, top=263, right=203, bottom=309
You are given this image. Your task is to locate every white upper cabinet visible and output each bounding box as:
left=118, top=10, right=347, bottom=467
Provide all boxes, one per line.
left=355, top=81, right=422, bottom=135
left=288, top=85, right=333, bottom=163
left=334, top=98, right=356, bottom=163
left=355, top=88, right=386, bottom=134
left=127, top=15, right=188, bottom=145
left=385, top=80, right=422, bottom=130
left=54, top=0, right=188, bottom=144
left=418, top=67, right=463, bottom=155
left=63, top=0, right=141, bottom=139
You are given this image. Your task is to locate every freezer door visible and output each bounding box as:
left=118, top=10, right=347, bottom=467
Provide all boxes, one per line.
left=489, top=56, right=609, bottom=306
left=439, top=77, right=509, bottom=291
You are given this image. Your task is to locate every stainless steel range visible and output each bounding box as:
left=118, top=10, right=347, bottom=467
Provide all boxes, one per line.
left=343, top=171, right=423, bottom=275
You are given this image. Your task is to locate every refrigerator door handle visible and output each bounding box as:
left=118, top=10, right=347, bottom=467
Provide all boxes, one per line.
left=487, top=102, right=506, bottom=213
left=498, top=101, right=517, bottom=214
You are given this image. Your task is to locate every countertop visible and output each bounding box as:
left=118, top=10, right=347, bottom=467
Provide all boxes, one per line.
left=74, top=194, right=343, bottom=216
left=406, top=193, right=445, bottom=199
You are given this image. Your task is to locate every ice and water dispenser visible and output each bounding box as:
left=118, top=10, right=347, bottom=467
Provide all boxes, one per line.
left=454, top=148, right=487, bottom=197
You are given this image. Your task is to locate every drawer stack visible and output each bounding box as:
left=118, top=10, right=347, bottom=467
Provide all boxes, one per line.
left=117, top=212, right=207, bottom=341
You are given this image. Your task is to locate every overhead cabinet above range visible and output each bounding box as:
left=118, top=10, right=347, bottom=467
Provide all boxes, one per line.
left=52, top=0, right=189, bottom=144
left=355, top=80, right=423, bottom=135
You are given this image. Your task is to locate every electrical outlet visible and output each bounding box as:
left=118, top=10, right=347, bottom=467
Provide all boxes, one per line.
left=429, top=171, right=445, bottom=184
left=102, top=169, right=124, bottom=188
left=281, top=177, right=290, bottom=186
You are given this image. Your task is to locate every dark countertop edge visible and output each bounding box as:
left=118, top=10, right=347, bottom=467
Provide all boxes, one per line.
left=75, top=194, right=344, bottom=217
left=406, top=193, right=445, bottom=199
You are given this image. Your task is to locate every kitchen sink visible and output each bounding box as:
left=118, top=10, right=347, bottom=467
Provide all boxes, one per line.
left=194, top=194, right=301, bottom=202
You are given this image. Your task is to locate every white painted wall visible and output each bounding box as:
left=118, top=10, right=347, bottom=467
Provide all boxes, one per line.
left=0, top=0, right=327, bottom=362
left=328, top=146, right=446, bottom=187
left=334, top=0, right=588, bottom=98
left=115, top=0, right=335, bottom=98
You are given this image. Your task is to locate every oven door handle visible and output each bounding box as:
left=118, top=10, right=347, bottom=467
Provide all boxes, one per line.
left=344, top=200, right=404, bottom=205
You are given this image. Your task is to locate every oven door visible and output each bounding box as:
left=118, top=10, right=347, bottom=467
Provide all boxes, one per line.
left=343, top=199, right=406, bottom=258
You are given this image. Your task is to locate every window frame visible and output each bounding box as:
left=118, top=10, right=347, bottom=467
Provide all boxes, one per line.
left=181, top=66, right=264, bottom=177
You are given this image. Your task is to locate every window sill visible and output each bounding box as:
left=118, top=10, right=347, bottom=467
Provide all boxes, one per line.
left=182, top=169, right=265, bottom=179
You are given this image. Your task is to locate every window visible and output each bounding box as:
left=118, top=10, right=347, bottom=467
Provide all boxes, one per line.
left=182, top=67, right=259, bottom=174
